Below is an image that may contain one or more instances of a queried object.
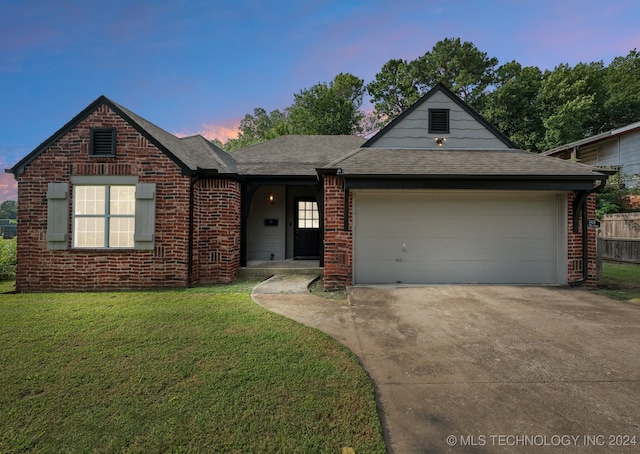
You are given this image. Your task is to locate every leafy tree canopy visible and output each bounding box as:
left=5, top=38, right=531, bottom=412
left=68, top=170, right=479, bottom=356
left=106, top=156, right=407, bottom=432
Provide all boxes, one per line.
left=289, top=72, right=365, bottom=135
left=0, top=200, right=17, bottom=219
left=366, top=38, right=498, bottom=119
left=213, top=40, right=640, bottom=158
left=222, top=73, right=364, bottom=151
left=603, top=49, right=640, bottom=130
left=224, top=108, right=289, bottom=152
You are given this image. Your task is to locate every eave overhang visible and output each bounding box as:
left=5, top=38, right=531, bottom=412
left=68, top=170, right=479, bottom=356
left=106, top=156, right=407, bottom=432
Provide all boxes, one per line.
left=239, top=174, right=319, bottom=186
left=193, top=168, right=246, bottom=182
left=336, top=174, right=606, bottom=191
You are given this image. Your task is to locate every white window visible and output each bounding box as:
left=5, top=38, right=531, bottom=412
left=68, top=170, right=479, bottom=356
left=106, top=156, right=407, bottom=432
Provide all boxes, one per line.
left=297, top=200, right=319, bottom=229
left=73, top=185, right=136, bottom=248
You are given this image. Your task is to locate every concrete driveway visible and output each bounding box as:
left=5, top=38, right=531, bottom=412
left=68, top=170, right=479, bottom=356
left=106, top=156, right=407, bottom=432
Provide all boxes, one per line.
left=253, top=280, right=640, bottom=453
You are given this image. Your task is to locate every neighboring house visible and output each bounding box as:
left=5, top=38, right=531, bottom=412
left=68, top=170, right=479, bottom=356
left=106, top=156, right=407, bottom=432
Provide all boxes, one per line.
left=0, top=219, right=16, bottom=239
left=542, top=121, right=640, bottom=187
left=6, top=84, right=606, bottom=292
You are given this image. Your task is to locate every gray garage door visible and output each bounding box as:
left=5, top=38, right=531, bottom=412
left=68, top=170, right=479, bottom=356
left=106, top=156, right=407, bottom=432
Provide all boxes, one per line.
left=353, top=190, right=566, bottom=284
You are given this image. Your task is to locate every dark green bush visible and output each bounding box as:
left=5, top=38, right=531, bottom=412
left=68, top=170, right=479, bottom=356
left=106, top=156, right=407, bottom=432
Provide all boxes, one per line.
left=0, top=238, right=16, bottom=280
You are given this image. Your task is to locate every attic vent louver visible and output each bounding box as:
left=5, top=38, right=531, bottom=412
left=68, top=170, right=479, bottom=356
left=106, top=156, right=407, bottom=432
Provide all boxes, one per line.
left=428, top=109, right=450, bottom=134
left=90, top=128, right=116, bottom=157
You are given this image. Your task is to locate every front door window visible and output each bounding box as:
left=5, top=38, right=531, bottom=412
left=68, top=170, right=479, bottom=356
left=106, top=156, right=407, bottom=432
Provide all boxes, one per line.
left=297, top=200, right=319, bottom=229
left=295, top=198, right=320, bottom=258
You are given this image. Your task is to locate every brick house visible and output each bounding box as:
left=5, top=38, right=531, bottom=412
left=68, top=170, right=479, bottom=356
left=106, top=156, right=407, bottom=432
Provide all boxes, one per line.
left=7, top=85, right=606, bottom=292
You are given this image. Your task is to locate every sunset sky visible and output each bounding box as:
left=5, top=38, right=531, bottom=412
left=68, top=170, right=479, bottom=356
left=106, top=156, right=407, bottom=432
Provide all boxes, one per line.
left=1, top=0, right=639, bottom=202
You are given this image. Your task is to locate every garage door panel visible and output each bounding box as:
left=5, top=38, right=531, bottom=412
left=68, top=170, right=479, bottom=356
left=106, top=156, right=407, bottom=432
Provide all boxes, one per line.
left=359, top=238, right=556, bottom=262
left=356, top=258, right=556, bottom=284
left=353, top=191, right=565, bottom=285
left=357, top=215, right=557, bottom=239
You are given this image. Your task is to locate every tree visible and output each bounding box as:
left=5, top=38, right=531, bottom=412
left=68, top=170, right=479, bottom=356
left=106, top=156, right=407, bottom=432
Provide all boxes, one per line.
left=288, top=72, right=365, bottom=135
left=537, top=61, right=607, bottom=150
left=603, top=49, right=640, bottom=130
left=219, top=73, right=366, bottom=150
left=366, top=38, right=498, bottom=121
left=224, top=107, right=290, bottom=151
left=365, top=58, right=422, bottom=120
left=480, top=61, right=544, bottom=151
left=412, top=37, right=498, bottom=105
left=0, top=200, right=17, bottom=219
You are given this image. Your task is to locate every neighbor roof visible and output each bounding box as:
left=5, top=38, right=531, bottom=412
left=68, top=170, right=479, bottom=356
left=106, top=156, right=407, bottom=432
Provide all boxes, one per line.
left=324, top=148, right=606, bottom=180
left=542, top=121, right=640, bottom=156
left=232, top=134, right=365, bottom=176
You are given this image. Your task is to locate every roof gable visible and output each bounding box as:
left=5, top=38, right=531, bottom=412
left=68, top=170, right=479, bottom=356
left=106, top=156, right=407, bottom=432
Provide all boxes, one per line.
left=363, top=83, right=516, bottom=149
left=8, top=96, right=235, bottom=176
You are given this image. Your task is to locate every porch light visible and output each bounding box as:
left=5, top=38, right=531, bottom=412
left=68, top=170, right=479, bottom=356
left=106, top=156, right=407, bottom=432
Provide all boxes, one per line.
left=434, top=137, right=447, bottom=146
left=268, top=193, right=275, bottom=204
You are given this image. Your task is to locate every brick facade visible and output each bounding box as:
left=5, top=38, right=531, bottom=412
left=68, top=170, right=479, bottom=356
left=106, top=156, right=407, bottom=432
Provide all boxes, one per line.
left=193, top=178, right=241, bottom=284
left=567, top=192, right=598, bottom=287
left=322, top=175, right=353, bottom=289
left=14, top=104, right=240, bottom=292
left=12, top=99, right=602, bottom=292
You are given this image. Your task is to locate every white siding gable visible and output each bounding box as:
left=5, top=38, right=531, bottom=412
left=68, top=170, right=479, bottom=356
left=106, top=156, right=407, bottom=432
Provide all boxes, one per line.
left=577, top=130, right=640, bottom=187
left=619, top=132, right=640, bottom=185
left=368, top=90, right=510, bottom=149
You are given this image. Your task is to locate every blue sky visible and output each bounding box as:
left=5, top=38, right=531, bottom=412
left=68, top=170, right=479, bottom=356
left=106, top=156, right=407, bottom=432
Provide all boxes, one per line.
left=1, top=0, right=639, bottom=202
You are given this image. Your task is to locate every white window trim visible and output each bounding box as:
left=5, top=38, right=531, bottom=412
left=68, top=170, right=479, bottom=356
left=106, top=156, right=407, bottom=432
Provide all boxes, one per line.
left=72, top=184, right=136, bottom=249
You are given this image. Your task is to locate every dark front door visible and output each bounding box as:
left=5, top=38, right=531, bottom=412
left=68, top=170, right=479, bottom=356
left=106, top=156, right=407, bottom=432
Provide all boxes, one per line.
left=294, top=198, right=320, bottom=259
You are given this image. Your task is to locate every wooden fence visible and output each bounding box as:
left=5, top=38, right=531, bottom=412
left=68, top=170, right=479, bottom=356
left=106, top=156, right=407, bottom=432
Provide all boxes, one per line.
left=598, top=213, right=640, bottom=264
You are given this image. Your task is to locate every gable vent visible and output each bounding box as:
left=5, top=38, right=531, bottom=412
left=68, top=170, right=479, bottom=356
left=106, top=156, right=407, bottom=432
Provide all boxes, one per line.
left=90, top=128, right=116, bottom=156
left=428, top=109, right=450, bottom=134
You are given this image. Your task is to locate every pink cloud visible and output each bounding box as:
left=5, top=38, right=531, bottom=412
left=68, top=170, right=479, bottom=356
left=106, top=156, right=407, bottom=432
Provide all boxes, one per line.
left=175, top=118, right=241, bottom=143
left=0, top=173, right=17, bottom=203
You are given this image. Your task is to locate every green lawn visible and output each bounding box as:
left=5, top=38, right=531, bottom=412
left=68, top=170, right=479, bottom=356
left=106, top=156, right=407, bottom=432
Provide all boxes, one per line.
left=0, top=281, right=385, bottom=453
left=598, top=261, right=640, bottom=303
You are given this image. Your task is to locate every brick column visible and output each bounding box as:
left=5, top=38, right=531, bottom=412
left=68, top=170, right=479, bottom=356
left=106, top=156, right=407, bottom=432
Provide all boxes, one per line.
left=567, top=192, right=597, bottom=287
left=322, top=175, right=353, bottom=289
left=194, top=178, right=241, bottom=284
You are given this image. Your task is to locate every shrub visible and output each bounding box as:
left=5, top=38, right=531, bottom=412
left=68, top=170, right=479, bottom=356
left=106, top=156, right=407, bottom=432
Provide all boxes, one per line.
left=596, top=173, right=640, bottom=218
left=0, top=238, right=16, bottom=280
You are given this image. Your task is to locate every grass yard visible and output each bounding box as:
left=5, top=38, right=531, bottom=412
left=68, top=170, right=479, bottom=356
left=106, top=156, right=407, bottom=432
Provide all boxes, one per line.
left=0, top=281, right=385, bottom=453
left=598, top=261, right=640, bottom=303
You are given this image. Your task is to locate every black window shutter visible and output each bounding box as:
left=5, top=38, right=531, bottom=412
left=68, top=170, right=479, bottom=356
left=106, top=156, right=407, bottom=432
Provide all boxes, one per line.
left=90, top=128, right=116, bottom=156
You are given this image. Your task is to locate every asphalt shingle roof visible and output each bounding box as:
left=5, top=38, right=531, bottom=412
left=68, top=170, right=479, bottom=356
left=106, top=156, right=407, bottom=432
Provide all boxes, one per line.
left=6, top=94, right=605, bottom=185
left=112, top=100, right=236, bottom=173
left=232, top=135, right=365, bottom=176
left=325, top=148, right=604, bottom=178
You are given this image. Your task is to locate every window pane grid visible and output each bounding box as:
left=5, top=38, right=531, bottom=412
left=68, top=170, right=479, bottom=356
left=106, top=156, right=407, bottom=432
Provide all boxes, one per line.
left=110, top=186, right=136, bottom=215
left=75, top=186, right=105, bottom=215
left=109, top=217, right=135, bottom=248
left=74, top=185, right=135, bottom=248
left=74, top=217, right=105, bottom=248
left=297, top=201, right=319, bottom=229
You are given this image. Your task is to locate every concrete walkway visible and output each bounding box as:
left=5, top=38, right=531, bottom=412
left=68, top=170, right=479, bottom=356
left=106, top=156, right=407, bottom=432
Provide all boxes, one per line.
left=252, top=276, right=640, bottom=454
left=251, top=275, right=363, bottom=354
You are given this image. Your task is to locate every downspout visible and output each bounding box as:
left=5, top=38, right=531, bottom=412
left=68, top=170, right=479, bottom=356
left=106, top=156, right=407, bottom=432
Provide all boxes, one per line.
left=569, top=179, right=607, bottom=287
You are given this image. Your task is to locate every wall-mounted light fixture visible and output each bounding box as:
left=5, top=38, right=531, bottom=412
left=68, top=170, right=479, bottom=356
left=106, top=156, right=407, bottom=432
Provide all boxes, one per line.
left=268, top=193, right=275, bottom=205
left=434, top=137, right=447, bottom=147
